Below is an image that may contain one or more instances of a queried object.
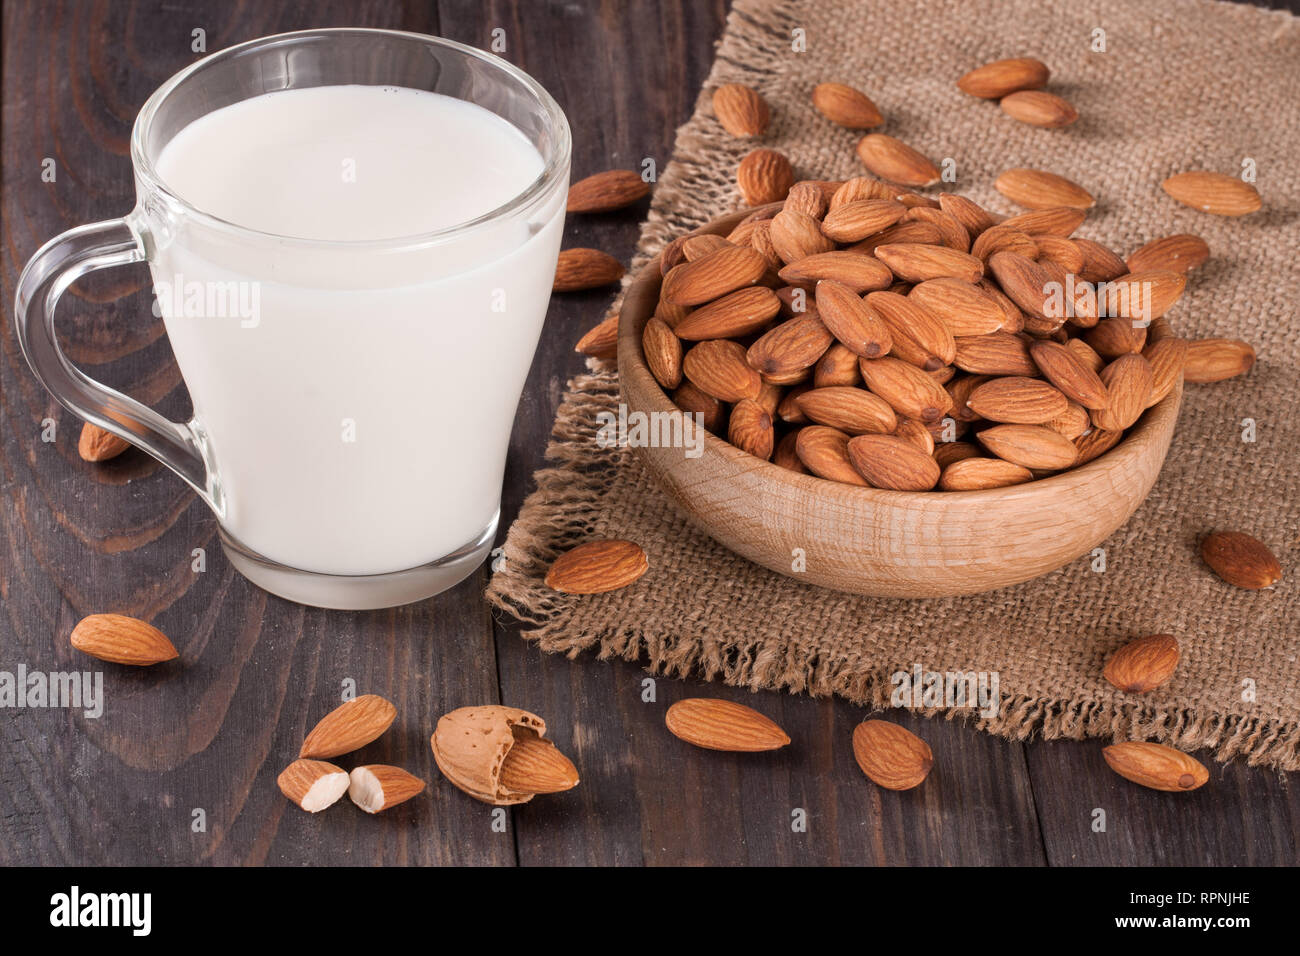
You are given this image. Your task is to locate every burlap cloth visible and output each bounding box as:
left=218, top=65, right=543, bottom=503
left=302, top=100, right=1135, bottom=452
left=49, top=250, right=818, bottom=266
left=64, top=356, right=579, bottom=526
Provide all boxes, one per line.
left=488, top=0, right=1300, bottom=768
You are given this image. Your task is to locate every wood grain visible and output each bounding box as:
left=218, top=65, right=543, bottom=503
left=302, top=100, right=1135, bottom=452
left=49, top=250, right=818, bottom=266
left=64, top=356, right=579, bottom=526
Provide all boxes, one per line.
left=1, top=0, right=1294, bottom=867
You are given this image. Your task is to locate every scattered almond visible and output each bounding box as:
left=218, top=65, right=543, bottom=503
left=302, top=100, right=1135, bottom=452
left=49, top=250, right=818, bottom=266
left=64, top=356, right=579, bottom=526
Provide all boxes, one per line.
left=665, top=698, right=790, bottom=752
left=1126, top=234, right=1210, bottom=274
left=78, top=423, right=130, bottom=463
left=1183, top=338, right=1255, bottom=382
left=1104, top=634, right=1180, bottom=693
left=70, top=613, right=179, bottom=666
left=553, top=248, right=624, bottom=292
left=1161, top=171, right=1261, bottom=216
left=855, top=134, right=941, bottom=187
left=737, top=148, right=795, bottom=206
left=575, top=313, right=619, bottom=359
left=852, top=720, right=933, bottom=790
left=995, top=168, right=1095, bottom=210
left=1200, top=531, right=1282, bottom=590
left=300, top=695, right=397, bottom=759
left=956, top=57, right=1050, bottom=99
left=566, top=169, right=650, bottom=213
left=712, top=83, right=770, bottom=137
left=1102, top=741, right=1209, bottom=792
left=999, top=89, right=1077, bottom=127
left=811, top=82, right=883, bottom=128
left=545, top=539, right=649, bottom=594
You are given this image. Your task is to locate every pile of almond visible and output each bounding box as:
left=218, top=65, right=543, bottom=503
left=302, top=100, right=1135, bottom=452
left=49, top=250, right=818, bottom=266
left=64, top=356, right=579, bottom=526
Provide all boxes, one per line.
left=617, top=59, right=1261, bottom=492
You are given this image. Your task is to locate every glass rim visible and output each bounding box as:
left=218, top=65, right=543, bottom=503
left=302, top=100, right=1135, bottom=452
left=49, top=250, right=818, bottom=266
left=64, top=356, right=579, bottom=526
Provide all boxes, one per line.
left=130, top=27, right=572, bottom=251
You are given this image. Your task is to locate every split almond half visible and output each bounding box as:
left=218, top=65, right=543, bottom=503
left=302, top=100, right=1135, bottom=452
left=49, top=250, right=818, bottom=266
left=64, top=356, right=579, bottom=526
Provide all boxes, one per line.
left=348, top=764, right=427, bottom=813
left=278, top=759, right=350, bottom=813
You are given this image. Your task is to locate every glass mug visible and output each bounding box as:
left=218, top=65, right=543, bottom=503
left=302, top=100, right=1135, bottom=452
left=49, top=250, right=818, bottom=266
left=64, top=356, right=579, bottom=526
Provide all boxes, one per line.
left=14, top=29, right=571, bottom=609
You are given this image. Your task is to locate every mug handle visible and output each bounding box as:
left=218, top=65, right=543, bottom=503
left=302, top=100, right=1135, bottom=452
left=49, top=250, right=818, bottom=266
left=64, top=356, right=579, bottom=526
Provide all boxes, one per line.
left=14, top=218, right=215, bottom=507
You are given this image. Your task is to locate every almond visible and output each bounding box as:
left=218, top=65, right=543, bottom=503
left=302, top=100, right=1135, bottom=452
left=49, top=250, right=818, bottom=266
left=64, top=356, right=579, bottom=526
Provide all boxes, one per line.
left=995, top=168, right=1095, bottom=210
left=874, top=243, right=983, bottom=283
left=820, top=199, right=907, bottom=242
left=1104, top=634, right=1180, bottom=693
left=1200, top=531, right=1282, bottom=590
left=865, top=290, right=956, bottom=369
left=1142, top=336, right=1188, bottom=407
left=1183, top=338, right=1255, bottom=382
left=938, top=193, right=1001, bottom=237
left=566, top=169, right=650, bottom=213
left=773, top=430, right=807, bottom=472
left=848, top=221, right=943, bottom=256
left=977, top=424, right=1078, bottom=470
left=893, top=417, right=936, bottom=454
left=1066, top=336, right=1106, bottom=373
left=553, top=248, right=624, bottom=292
left=431, top=705, right=560, bottom=805
left=69, top=613, right=179, bottom=666
left=544, top=539, right=649, bottom=594
left=1034, top=235, right=1085, bottom=274
left=796, top=386, right=897, bottom=435
left=728, top=398, right=775, bottom=459
left=747, top=313, right=835, bottom=375
left=78, top=423, right=130, bottom=462
left=348, top=764, right=426, bottom=813
left=945, top=373, right=991, bottom=422
left=939, top=457, right=1033, bottom=490
left=933, top=440, right=982, bottom=469
left=1073, top=238, right=1130, bottom=284
left=1047, top=402, right=1090, bottom=440
left=858, top=356, right=954, bottom=422
left=737, top=148, right=795, bottom=206
left=971, top=226, right=1038, bottom=262
left=986, top=251, right=1059, bottom=322
left=661, top=245, right=768, bottom=306
left=1161, top=171, right=1261, bottom=216
left=999, top=89, right=1078, bottom=127
left=956, top=57, right=1050, bottom=99
left=954, top=331, right=1038, bottom=376
left=1092, top=353, right=1153, bottom=431
left=498, top=733, right=580, bottom=794
left=779, top=251, right=893, bottom=293
left=784, top=182, right=829, bottom=219
left=278, top=759, right=350, bottom=813
left=795, top=425, right=868, bottom=485
left=300, top=694, right=397, bottom=759
left=847, top=434, right=941, bottom=490
left=999, top=206, right=1087, bottom=238
left=642, top=317, right=683, bottom=390
left=712, top=83, right=770, bottom=137
left=813, top=344, right=862, bottom=388
left=830, top=176, right=898, bottom=208
left=852, top=720, right=933, bottom=790
left=1100, top=270, right=1186, bottom=321
left=1102, top=742, right=1209, bottom=792
left=682, top=235, right=733, bottom=261
left=901, top=206, right=971, bottom=251
left=672, top=381, right=726, bottom=433
left=665, top=698, right=790, bottom=752
left=855, top=134, right=941, bottom=187
left=1126, top=234, right=1210, bottom=274
left=812, top=82, right=884, bottom=128
left=908, top=278, right=1006, bottom=336
left=815, top=280, right=893, bottom=358
left=674, top=286, right=781, bottom=340
left=770, top=208, right=836, bottom=263
left=1029, top=340, right=1110, bottom=409
left=966, top=376, right=1069, bottom=424
left=574, top=313, right=619, bottom=359
left=1073, top=426, right=1123, bottom=465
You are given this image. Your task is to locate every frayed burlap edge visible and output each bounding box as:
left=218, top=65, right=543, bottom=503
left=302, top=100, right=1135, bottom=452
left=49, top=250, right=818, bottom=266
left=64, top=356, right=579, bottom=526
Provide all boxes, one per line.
left=486, top=0, right=1300, bottom=771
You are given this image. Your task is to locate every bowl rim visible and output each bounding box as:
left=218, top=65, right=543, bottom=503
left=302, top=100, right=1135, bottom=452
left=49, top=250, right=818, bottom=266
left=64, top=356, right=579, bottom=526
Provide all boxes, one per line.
left=617, top=207, right=1182, bottom=506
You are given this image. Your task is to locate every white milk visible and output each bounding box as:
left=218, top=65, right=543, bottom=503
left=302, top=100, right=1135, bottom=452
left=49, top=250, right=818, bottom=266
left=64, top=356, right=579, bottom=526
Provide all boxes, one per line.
left=150, top=85, right=563, bottom=576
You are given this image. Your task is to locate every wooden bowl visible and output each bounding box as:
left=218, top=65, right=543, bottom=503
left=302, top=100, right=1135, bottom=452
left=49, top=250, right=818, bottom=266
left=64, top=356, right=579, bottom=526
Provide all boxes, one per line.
left=617, top=209, right=1183, bottom=597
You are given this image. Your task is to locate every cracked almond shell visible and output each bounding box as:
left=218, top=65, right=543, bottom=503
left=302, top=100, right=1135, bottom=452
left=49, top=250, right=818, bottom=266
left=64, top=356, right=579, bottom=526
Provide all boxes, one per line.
left=431, top=705, right=573, bottom=805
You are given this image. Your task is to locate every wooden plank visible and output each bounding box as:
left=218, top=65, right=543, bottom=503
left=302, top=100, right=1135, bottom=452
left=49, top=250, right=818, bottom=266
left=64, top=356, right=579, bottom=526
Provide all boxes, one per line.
left=0, top=0, right=510, bottom=866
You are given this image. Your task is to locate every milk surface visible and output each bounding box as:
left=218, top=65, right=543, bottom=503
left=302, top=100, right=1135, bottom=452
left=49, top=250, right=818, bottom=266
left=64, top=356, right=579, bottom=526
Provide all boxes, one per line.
left=151, top=85, right=563, bottom=575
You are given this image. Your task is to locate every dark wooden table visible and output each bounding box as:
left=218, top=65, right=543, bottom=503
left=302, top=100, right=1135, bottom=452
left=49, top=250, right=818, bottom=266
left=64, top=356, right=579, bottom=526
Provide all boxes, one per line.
left=2, top=0, right=1296, bottom=867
